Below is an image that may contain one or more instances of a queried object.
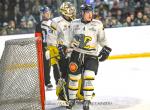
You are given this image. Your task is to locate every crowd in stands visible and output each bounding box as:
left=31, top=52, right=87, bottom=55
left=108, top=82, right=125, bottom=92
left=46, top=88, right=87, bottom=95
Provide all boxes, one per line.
left=94, top=0, right=150, bottom=28
left=0, top=0, right=150, bottom=35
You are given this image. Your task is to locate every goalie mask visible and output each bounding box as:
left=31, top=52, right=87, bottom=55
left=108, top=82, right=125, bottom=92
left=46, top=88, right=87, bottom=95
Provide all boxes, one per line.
left=60, top=2, right=76, bottom=20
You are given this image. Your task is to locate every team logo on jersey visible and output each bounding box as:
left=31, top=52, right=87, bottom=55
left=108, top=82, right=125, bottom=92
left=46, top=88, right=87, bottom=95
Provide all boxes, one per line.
left=74, top=34, right=92, bottom=50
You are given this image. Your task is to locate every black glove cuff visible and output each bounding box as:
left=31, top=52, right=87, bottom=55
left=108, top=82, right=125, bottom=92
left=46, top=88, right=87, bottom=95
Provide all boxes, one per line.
left=103, top=46, right=112, bottom=54
left=98, top=46, right=112, bottom=62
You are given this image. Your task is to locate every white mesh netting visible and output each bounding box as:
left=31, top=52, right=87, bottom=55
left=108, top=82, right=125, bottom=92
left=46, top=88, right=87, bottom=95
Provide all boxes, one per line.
left=0, top=38, right=44, bottom=110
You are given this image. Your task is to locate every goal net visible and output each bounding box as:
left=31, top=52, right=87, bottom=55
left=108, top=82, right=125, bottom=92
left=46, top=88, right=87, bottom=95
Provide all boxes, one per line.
left=0, top=37, right=45, bottom=110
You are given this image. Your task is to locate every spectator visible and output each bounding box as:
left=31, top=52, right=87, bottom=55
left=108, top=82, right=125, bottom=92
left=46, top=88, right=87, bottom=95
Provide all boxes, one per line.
left=24, top=1, right=31, bottom=11
left=95, top=0, right=101, bottom=7
left=111, top=17, right=122, bottom=27
left=144, top=6, right=150, bottom=17
left=0, top=22, right=8, bottom=35
left=128, top=0, right=136, bottom=12
left=134, top=1, right=143, bottom=12
left=122, top=0, right=130, bottom=16
left=142, top=14, right=150, bottom=25
left=106, top=11, right=113, bottom=20
left=26, top=20, right=35, bottom=33
left=19, top=19, right=29, bottom=34
left=130, top=12, right=135, bottom=23
left=21, top=10, right=37, bottom=24
left=110, top=0, right=120, bottom=17
left=94, top=8, right=102, bottom=20
left=134, top=11, right=144, bottom=26
left=116, top=9, right=123, bottom=23
left=1, top=0, right=150, bottom=36
left=105, top=17, right=122, bottom=28
left=123, top=16, right=135, bottom=27
left=32, top=0, right=41, bottom=22
left=14, top=3, right=22, bottom=26
left=6, top=20, right=19, bottom=35
left=45, top=0, right=59, bottom=17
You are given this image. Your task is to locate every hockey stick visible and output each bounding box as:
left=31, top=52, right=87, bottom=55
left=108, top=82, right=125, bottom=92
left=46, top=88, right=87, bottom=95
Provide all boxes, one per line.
left=49, top=53, right=69, bottom=103
left=56, top=61, right=68, bottom=102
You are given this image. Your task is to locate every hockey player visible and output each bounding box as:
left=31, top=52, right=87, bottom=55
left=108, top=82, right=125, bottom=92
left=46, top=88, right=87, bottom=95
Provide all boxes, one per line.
left=67, top=4, right=112, bottom=110
left=35, top=6, right=53, bottom=90
left=48, top=2, right=76, bottom=101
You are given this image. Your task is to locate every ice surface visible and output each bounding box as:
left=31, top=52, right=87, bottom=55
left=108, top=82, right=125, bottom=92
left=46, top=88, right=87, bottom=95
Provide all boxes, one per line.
left=45, top=58, right=150, bottom=110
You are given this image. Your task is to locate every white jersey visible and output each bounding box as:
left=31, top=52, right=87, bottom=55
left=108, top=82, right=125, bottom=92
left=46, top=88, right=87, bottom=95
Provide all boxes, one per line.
left=50, top=16, right=71, bottom=47
left=41, top=20, right=57, bottom=46
left=41, top=20, right=52, bottom=43
left=70, top=19, right=108, bottom=56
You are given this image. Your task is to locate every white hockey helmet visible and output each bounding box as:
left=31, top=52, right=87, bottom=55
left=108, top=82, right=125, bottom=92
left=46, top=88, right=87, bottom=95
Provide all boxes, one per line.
left=60, top=2, right=76, bottom=20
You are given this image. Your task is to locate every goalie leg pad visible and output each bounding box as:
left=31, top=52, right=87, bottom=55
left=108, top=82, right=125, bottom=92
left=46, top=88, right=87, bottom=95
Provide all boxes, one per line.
left=83, top=70, right=95, bottom=100
left=68, top=74, right=81, bottom=99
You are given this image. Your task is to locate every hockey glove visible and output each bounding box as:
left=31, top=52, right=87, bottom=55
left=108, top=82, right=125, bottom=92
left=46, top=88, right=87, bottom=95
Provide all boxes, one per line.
left=66, top=48, right=73, bottom=58
left=58, top=44, right=67, bottom=59
left=98, top=46, right=112, bottom=62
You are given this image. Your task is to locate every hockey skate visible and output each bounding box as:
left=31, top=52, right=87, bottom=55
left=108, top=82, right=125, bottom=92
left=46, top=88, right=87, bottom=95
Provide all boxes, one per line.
left=83, top=100, right=91, bottom=110
left=46, top=82, right=53, bottom=91
left=66, top=99, right=75, bottom=109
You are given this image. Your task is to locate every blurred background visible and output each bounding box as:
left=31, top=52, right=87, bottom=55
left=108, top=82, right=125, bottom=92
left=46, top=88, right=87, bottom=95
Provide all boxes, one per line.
left=0, top=0, right=150, bottom=35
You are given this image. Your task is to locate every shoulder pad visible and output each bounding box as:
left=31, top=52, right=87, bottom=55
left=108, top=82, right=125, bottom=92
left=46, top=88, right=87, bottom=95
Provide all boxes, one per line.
left=71, top=19, right=80, bottom=23
left=92, top=19, right=103, bottom=24
left=52, top=16, right=63, bottom=23
left=92, top=19, right=104, bottom=29
left=51, top=16, right=64, bottom=30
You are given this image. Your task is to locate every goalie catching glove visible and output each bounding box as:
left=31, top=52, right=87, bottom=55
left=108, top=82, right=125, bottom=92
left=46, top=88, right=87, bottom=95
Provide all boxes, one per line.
left=98, top=46, right=112, bottom=62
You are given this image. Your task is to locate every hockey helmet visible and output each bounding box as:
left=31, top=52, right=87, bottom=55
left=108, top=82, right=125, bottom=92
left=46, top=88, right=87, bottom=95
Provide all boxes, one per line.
left=80, top=4, right=93, bottom=12
left=60, top=2, right=76, bottom=20
left=40, top=6, right=51, bottom=20
left=40, top=6, right=50, bottom=13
